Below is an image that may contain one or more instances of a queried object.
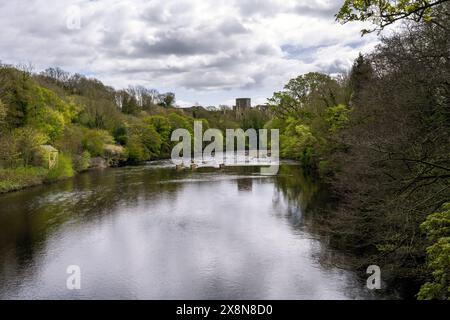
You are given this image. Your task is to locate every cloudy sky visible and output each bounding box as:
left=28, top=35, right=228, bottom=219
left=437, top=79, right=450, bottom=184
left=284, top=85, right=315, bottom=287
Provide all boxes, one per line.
left=0, top=0, right=379, bottom=107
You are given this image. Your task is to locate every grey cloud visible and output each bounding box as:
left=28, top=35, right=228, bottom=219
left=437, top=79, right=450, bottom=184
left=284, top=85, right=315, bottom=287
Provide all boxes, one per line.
left=178, top=72, right=241, bottom=91
left=236, top=0, right=341, bottom=19
left=132, top=31, right=222, bottom=56
left=317, top=58, right=350, bottom=74
left=293, top=3, right=341, bottom=19
left=0, top=0, right=374, bottom=98
left=218, top=18, right=249, bottom=36
left=236, top=0, right=280, bottom=17
left=281, top=44, right=329, bottom=63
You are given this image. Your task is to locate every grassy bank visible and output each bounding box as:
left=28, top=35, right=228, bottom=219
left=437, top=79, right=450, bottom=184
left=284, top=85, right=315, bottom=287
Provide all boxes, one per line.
left=0, top=167, right=49, bottom=193
left=0, top=153, right=77, bottom=194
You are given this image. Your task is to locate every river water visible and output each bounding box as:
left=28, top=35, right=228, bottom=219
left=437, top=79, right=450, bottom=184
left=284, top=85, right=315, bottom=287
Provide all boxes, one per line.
left=0, top=161, right=376, bottom=299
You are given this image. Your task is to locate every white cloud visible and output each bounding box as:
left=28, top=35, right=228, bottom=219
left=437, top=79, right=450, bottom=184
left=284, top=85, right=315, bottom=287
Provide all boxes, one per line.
left=0, top=0, right=379, bottom=106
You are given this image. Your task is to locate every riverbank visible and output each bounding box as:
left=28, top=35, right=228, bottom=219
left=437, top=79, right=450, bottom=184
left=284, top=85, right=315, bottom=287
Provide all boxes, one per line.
left=0, top=155, right=174, bottom=194
left=0, top=167, right=49, bottom=193
left=0, top=155, right=105, bottom=194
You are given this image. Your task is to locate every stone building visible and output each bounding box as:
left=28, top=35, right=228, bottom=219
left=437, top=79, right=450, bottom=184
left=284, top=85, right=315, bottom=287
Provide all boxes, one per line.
left=233, top=98, right=251, bottom=119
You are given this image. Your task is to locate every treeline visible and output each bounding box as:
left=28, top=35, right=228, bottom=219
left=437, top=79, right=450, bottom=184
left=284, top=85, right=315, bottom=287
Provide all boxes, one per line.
left=267, top=3, right=449, bottom=299
left=0, top=64, right=258, bottom=193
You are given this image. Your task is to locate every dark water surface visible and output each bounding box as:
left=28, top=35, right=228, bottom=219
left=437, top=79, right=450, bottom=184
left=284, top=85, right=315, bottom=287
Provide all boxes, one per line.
left=0, top=161, right=376, bottom=299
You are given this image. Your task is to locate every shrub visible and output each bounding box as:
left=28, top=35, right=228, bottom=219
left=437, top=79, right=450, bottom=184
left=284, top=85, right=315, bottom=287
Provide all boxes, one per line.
left=126, top=137, right=150, bottom=162
left=46, top=153, right=74, bottom=181
left=82, top=129, right=115, bottom=157
left=113, top=126, right=128, bottom=146
left=73, top=151, right=91, bottom=172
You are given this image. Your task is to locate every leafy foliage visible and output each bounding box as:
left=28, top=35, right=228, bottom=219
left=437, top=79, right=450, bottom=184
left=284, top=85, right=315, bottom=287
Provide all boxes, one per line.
left=46, top=153, right=74, bottom=181
left=418, top=203, right=450, bottom=300
left=336, top=0, right=449, bottom=34
left=268, top=72, right=349, bottom=169
left=82, top=129, right=115, bottom=157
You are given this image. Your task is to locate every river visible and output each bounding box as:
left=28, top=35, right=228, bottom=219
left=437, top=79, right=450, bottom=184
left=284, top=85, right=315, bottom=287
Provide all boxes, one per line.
left=0, top=161, right=377, bottom=299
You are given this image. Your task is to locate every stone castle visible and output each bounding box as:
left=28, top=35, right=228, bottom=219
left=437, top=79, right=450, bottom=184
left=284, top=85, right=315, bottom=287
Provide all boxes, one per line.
left=233, top=98, right=251, bottom=119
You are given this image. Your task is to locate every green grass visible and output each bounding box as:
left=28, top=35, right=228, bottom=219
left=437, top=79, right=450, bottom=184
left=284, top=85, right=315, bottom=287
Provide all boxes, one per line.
left=0, top=167, right=49, bottom=193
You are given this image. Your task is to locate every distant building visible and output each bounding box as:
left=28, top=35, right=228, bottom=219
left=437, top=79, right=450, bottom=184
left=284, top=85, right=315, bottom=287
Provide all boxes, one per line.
left=40, top=145, right=58, bottom=169
left=255, top=104, right=271, bottom=115
left=234, top=98, right=251, bottom=119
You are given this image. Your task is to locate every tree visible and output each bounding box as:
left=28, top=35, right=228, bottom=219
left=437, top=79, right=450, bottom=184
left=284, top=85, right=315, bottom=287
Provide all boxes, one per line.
left=0, top=65, right=32, bottom=127
left=336, top=0, right=450, bottom=34
left=348, top=53, right=374, bottom=106
left=41, top=67, right=70, bottom=84
left=269, top=72, right=340, bottom=119
left=328, top=10, right=450, bottom=293
left=418, top=203, right=450, bottom=300
left=82, top=129, right=115, bottom=157
left=13, top=127, right=48, bottom=167
left=126, top=122, right=162, bottom=161
left=0, top=98, right=6, bottom=130
left=121, top=91, right=140, bottom=115
left=127, top=86, right=160, bottom=110
left=158, top=92, right=176, bottom=108
left=144, top=116, right=172, bottom=155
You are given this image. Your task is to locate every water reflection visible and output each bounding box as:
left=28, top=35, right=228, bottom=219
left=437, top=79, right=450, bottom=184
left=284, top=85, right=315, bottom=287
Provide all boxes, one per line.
left=0, top=161, right=373, bottom=299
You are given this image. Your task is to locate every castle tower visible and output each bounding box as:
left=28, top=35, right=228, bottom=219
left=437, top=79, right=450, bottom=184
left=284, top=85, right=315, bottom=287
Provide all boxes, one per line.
left=235, top=98, right=251, bottom=119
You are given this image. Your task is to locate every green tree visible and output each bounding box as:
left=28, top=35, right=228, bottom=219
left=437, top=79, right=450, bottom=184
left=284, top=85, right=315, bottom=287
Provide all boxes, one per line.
left=126, top=137, right=149, bottom=162
left=269, top=72, right=340, bottom=119
left=113, top=125, right=129, bottom=146
left=0, top=66, right=33, bottom=127
left=144, top=115, right=172, bottom=155
left=325, top=104, right=351, bottom=133
left=327, top=9, right=450, bottom=293
left=82, top=129, right=115, bottom=157
left=168, top=112, right=191, bottom=131
left=418, top=203, right=450, bottom=300
left=125, top=120, right=162, bottom=161
left=0, top=98, right=6, bottom=130
left=336, top=0, right=449, bottom=34
left=0, top=127, right=50, bottom=168
left=158, top=93, right=176, bottom=108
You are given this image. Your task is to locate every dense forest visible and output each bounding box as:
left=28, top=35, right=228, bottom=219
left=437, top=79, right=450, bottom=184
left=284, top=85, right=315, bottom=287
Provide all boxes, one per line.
left=0, top=0, right=448, bottom=300
left=265, top=1, right=449, bottom=299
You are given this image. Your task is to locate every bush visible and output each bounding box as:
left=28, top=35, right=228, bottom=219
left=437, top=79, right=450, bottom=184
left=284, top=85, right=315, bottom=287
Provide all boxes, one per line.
left=113, top=126, right=128, bottom=146
left=73, top=151, right=91, bottom=172
left=82, top=129, right=115, bottom=157
left=46, top=153, right=74, bottom=181
left=126, top=137, right=150, bottom=162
